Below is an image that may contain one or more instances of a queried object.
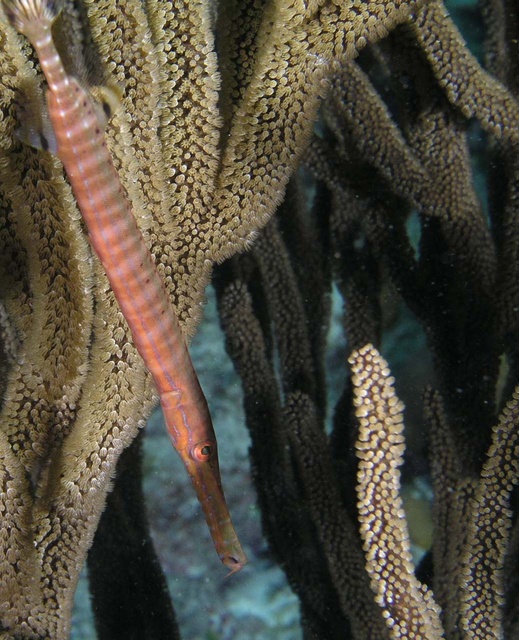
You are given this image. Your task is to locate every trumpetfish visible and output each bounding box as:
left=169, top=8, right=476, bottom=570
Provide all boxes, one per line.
left=2, top=0, right=247, bottom=574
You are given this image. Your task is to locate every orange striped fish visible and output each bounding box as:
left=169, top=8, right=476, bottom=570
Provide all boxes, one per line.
left=2, top=0, right=246, bottom=574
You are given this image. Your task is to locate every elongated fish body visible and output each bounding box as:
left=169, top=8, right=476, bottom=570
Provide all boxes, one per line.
left=2, top=0, right=246, bottom=573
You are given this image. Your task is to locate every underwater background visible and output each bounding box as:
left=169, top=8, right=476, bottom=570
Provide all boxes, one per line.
left=67, top=0, right=505, bottom=637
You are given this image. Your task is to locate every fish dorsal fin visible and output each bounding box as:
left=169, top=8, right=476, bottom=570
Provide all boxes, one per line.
left=15, top=82, right=58, bottom=154
left=15, top=80, right=123, bottom=153
left=89, top=83, right=124, bottom=128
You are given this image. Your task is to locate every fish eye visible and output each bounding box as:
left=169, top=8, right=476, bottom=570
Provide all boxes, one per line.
left=193, top=441, right=213, bottom=462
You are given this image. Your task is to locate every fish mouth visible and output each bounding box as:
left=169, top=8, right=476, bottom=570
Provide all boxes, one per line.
left=181, top=452, right=248, bottom=574
left=222, top=553, right=247, bottom=577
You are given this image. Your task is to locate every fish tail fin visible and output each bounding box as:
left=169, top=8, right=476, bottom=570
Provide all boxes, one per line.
left=1, top=0, right=60, bottom=36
